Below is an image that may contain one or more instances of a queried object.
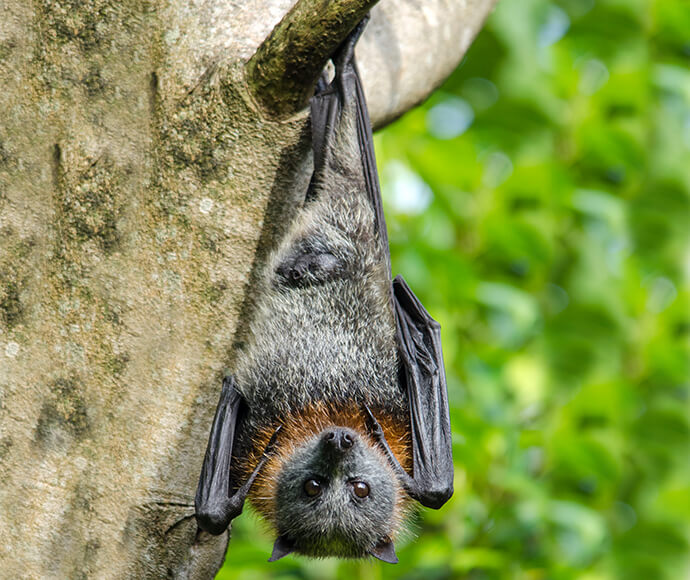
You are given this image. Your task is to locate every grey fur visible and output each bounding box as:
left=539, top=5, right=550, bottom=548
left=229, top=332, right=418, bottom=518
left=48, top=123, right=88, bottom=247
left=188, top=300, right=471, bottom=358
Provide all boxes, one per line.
left=233, top=102, right=404, bottom=436
left=195, top=20, right=453, bottom=559
left=274, top=428, right=398, bottom=558
left=230, top=73, right=406, bottom=559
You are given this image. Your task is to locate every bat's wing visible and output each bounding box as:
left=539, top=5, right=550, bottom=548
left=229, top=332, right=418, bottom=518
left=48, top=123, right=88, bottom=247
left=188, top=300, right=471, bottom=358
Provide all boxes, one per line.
left=323, top=18, right=453, bottom=509
left=364, top=275, right=454, bottom=509
left=195, top=376, right=278, bottom=534
left=392, top=275, right=454, bottom=509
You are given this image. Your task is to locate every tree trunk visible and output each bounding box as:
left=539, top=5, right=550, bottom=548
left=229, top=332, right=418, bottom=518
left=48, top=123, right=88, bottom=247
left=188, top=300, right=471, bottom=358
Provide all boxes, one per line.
left=0, top=0, right=496, bottom=577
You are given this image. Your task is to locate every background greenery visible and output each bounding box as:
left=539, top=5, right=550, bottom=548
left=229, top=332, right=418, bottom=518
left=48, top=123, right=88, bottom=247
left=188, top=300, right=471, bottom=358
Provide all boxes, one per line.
left=218, top=0, right=689, bottom=578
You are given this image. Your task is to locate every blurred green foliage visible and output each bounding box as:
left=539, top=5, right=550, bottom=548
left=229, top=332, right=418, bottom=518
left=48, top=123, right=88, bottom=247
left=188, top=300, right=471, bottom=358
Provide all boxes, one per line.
left=217, top=0, right=689, bottom=578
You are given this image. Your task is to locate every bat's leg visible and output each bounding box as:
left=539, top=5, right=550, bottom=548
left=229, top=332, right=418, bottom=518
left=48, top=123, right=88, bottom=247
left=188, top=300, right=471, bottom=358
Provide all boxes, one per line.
left=274, top=26, right=372, bottom=292
left=309, top=16, right=372, bottom=195
left=332, top=16, right=369, bottom=77
left=195, top=377, right=280, bottom=535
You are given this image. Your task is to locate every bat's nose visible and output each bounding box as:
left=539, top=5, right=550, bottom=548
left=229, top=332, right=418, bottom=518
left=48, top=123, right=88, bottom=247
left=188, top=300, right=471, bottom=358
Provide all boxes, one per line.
left=322, top=428, right=356, bottom=453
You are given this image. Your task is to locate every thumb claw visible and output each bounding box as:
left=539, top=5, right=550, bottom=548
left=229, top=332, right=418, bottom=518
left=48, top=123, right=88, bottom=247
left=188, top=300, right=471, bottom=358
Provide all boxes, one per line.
left=264, top=424, right=282, bottom=454
left=362, top=405, right=383, bottom=437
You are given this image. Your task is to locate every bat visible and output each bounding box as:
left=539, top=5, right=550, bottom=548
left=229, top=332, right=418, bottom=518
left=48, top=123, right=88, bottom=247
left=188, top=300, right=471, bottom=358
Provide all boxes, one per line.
left=195, top=17, right=453, bottom=563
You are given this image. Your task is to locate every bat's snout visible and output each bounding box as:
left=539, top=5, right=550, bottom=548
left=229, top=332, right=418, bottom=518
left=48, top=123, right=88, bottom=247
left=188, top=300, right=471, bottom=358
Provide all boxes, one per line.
left=321, top=427, right=357, bottom=454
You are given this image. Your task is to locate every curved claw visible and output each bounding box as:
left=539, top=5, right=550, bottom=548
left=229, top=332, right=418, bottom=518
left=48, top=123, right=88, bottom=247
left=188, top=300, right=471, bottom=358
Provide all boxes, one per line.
left=196, top=425, right=281, bottom=535
left=333, top=15, right=370, bottom=72
left=264, top=424, right=282, bottom=455
left=362, top=404, right=384, bottom=438
left=239, top=424, right=282, bottom=494
left=364, top=407, right=452, bottom=509
left=362, top=405, right=416, bottom=495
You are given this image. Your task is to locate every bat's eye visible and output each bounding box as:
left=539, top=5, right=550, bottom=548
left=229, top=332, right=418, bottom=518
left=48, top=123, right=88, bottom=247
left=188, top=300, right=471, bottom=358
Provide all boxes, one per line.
left=351, top=481, right=370, bottom=498
left=303, top=479, right=322, bottom=497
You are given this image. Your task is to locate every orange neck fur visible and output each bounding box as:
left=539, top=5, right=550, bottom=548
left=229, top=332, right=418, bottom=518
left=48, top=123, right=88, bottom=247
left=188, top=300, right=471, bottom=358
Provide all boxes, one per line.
left=238, top=402, right=413, bottom=536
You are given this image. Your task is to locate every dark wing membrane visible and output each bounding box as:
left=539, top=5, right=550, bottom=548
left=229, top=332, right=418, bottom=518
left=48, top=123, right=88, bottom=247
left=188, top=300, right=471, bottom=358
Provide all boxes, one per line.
left=350, top=60, right=391, bottom=269
left=393, top=275, right=454, bottom=509
left=195, top=376, right=246, bottom=535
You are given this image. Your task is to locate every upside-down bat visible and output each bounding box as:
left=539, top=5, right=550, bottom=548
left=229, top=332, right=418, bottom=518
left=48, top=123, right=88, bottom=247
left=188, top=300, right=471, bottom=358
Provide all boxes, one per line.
left=195, top=17, right=453, bottom=563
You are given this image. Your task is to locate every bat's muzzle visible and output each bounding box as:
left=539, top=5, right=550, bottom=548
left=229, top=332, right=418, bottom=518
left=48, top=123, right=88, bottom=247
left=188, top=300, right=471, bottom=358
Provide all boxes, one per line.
left=321, top=427, right=356, bottom=455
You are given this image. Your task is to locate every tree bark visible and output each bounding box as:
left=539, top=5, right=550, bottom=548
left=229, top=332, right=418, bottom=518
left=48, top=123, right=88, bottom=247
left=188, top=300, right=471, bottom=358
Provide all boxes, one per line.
left=0, top=0, right=496, bottom=577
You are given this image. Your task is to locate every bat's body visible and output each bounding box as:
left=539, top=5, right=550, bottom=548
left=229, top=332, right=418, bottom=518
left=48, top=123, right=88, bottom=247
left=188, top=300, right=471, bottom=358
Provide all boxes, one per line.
left=233, top=139, right=404, bottom=437
left=196, top=18, right=453, bottom=563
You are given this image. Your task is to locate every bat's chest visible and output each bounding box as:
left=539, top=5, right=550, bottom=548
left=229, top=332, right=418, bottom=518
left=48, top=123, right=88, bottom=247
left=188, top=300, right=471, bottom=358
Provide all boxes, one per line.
left=234, top=271, right=403, bottom=421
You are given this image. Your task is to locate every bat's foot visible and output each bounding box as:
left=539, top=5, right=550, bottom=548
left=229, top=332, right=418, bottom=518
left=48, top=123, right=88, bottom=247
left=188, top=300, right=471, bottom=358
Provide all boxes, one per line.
left=334, top=15, right=370, bottom=72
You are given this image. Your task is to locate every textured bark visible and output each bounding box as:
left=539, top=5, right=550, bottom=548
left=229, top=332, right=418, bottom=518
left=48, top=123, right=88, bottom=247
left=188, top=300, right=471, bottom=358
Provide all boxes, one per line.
left=247, top=0, right=381, bottom=117
left=0, top=0, right=496, bottom=578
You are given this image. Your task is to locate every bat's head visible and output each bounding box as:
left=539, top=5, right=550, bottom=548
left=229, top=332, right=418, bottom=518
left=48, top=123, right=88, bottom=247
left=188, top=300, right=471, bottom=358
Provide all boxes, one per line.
left=266, top=426, right=406, bottom=562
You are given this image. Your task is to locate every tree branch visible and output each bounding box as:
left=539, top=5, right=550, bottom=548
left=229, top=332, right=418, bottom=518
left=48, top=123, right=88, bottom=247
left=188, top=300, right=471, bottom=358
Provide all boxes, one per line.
left=246, top=0, right=380, bottom=118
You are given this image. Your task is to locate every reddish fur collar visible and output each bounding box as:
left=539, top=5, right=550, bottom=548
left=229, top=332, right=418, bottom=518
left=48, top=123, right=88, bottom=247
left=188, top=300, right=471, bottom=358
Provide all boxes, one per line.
left=237, top=402, right=413, bottom=537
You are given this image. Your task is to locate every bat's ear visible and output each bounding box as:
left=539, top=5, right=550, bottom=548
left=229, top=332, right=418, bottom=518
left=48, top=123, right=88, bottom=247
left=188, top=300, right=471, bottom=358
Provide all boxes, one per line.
left=369, top=536, right=398, bottom=564
left=268, top=534, right=296, bottom=562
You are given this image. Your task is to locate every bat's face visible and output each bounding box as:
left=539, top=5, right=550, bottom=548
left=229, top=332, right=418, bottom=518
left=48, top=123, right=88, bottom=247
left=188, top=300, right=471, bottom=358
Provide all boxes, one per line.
left=271, top=426, right=404, bottom=561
